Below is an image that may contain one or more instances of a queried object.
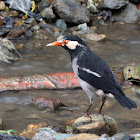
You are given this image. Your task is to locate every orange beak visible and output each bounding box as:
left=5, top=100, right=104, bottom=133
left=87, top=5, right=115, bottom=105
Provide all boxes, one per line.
left=46, top=41, right=63, bottom=47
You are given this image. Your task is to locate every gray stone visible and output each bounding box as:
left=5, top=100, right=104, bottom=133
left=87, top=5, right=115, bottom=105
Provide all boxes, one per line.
left=112, top=3, right=140, bottom=23
left=38, top=0, right=50, bottom=11
left=40, top=6, right=55, bottom=20
left=53, top=0, right=90, bottom=24
left=99, top=0, right=128, bottom=9
left=122, top=135, right=135, bottom=140
left=32, top=25, right=40, bottom=30
left=86, top=0, right=98, bottom=13
left=8, top=0, right=32, bottom=14
left=78, top=23, right=89, bottom=31
left=55, top=19, right=67, bottom=33
left=25, top=18, right=37, bottom=25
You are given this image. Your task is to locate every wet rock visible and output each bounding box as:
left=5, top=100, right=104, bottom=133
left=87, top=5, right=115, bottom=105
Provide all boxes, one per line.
left=19, top=123, right=47, bottom=138
left=0, top=134, right=30, bottom=140
left=34, top=30, right=48, bottom=39
left=122, top=135, right=135, bottom=140
left=32, top=128, right=56, bottom=140
left=86, top=0, right=98, bottom=13
left=0, top=38, right=22, bottom=63
left=85, top=33, right=106, bottom=41
left=25, top=18, right=37, bottom=25
left=0, top=26, right=10, bottom=36
left=32, top=127, right=75, bottom=140
left=55, top=19, right=67, bottom=33
left=3, top=16, right=15, bottom=28
left=9, top=10, right=19, bottom=17
left=8, top=0, right=32, bottom=14
left=0, top=1, right=5, bottom=10
left=78, top=23, right=89, bottom=31
left=72, top=114, right=117, bottom=136
left=53, top=0, right=90, bottom=24
left=38, top=0, right=50, bottom=11
left=32, top=25, right=40, bottom=31
left=40, top=6, right=55, bottom=21
left=66, top=133, right=100, bottom=140
left=99, top=0, right=128, bottom=9
left=32, top=96, right=68, bottom=112
left=112, top=3, right=140, bottom=23
left=25, top=30, right=33, bottom=38
left=90, top=26, right=97, bottom=32
left=28, top=12, right=43, bottom=22
left=6, top=28, right=26, bottom=39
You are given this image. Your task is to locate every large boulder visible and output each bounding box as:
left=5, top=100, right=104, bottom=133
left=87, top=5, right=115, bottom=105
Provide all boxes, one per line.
left=98, top=0, right=128, bottom=9
left=112, top=3, right=140, bottom=23
left=53, top=0, right=90, bottom=24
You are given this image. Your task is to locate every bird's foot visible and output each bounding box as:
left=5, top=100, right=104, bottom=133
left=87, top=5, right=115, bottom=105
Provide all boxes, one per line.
left=83, top=112, right=91, bottom=117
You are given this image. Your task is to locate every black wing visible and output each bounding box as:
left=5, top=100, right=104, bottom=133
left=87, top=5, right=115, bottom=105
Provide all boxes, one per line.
left=77, top=51, right=124, bottom=96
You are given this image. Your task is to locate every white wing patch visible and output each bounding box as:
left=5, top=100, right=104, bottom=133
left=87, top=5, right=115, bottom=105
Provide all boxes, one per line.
left=79, top=67, right=101, bottom=78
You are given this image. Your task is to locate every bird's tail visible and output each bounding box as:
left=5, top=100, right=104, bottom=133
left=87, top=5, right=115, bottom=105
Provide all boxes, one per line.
left=115, top=95, right=137, bottom=109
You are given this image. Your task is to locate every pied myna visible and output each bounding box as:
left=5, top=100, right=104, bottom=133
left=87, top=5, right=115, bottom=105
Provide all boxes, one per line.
left=47, top=35, right=137, bottom=115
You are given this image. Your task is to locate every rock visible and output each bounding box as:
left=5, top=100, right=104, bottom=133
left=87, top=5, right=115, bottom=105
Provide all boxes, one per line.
left=78, top=23, right=89, bottom=31
left=85, top=33, right=106, bottom=41
left=32, top=96, right=68, bottom=112
left=112, top=3, right=140, bottom=23
left=99, top=0, right=128, bottom=9
left=8, top=0, right=32, bottom=14
left=40, top=6, right=55, bottom=21
left=6, top=28, right=26, bottom=39
left=0, top=38, right=22, bottom=63
left=34, top=30, right=48, bottom=39
left=38, top=0, right=51, bottom=11
left=66, top=133, right=100, bottom=140
left=25, top=18, right=37, bottom=25
left=72, top=114, right=117, bottom=136
left=32, top=127, right=76, bottom=140
left=19, top=123, right=47, bottom=138
left=122, top=135, right=135, bottom=140
left=0, top=1, right=5, bottom=10
left=32, top=25, right=40, bottom=30
left=55, top=19, right=67, bottom=33
left=86, top=0, right=98, bottom=13
left=3, top=16, right=15, bottom=28
left=32, top=127, right=57, bottom=140
left=0, top=134, right=30, bottom=140
left=90, top=26, right=97, bottom=32
left=53, top=0, right=90, bottom=24
left=25, top=30, right=33, bottom=38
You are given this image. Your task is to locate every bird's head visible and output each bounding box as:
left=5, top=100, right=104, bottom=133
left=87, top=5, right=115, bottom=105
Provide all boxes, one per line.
left=46, top=35, right=87, bottom=56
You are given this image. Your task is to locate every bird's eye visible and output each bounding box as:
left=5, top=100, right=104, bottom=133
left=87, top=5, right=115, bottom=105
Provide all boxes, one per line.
left=63, top=40, right=68, bottom=45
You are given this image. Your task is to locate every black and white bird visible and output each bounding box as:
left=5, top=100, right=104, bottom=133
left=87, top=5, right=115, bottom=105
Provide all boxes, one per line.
left=47, top=35, right=137, bottom=115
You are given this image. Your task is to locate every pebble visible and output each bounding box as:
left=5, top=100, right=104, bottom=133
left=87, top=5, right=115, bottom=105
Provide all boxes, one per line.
left=0, top=1, right=5, bottom=10
left=32, top=25, right=40, bottom=30
left=25, top=30, right=33, bottom=38
left=55, top=19, right=67, bottom=33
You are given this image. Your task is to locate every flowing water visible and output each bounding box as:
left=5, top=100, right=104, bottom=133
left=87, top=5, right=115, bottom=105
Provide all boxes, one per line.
left=0, top=23, right=140, bottom=134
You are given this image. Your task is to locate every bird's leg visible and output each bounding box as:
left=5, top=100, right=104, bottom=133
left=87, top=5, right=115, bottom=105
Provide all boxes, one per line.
left=98, top=97, right=106, bottom=114
left=84, top=101, right=93, bottom=116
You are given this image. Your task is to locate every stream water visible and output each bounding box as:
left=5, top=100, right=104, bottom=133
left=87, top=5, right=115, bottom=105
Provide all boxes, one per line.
left=0, top=23, right=140, bottom=134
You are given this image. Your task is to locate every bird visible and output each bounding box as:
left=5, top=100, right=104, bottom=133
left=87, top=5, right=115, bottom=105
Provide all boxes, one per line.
left=46, top=35, right=137, bottom=115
